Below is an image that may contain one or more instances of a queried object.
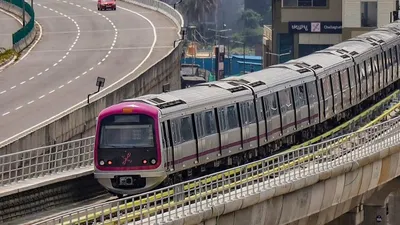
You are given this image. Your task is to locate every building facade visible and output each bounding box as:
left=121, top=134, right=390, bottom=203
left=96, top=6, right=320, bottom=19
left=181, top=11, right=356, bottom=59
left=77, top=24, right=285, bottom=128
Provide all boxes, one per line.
left=263, top=0, right=398, bottom=68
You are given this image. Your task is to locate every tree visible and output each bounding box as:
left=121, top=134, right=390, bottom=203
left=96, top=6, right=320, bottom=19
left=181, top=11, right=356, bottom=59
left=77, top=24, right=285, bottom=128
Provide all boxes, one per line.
left=232, top=9, right=263, bottom=47
left=178, top=0, right=217, bottom=25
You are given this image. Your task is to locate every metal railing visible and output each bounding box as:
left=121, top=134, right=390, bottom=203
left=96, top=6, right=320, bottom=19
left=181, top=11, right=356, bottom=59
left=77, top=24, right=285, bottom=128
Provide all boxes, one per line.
left=35, top=116, right=400, bottom=225
left=0, top=137, right=94, bottom=186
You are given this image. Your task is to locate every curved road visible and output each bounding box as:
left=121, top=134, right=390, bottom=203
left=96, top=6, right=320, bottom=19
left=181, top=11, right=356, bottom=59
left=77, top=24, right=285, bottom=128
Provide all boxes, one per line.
left=0, top=0, right=178, bottom=142
left=0, top=9, right=21, bottom=49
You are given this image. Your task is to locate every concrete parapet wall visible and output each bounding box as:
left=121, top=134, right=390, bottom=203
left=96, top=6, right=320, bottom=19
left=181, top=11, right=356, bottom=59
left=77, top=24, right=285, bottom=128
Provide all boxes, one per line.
left=0, top=0, right=36, bottom=53
left=0, top=41, right=182, bottom=155
left=181, top=144, right=400, bottom=225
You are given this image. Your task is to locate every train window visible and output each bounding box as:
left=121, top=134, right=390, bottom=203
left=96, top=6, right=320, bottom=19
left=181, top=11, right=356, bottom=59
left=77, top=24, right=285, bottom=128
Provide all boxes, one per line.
left=180, top=116, right=194, bottom=142
left=239, top=102, right=249, bottom=125
left=331, top=73, right=340, bottom=94
left=306, top=82, right=317, bottom=104
left=248, top=101, right=257, bottom=123
left=393, top=47, right=398, bottom=65
left=387, top=50, right=392, bottom=66
left=366, top=59, right=372, bottom=77
left=322, top=77, right=331, bottom=97
left=349, top=66, right=356, bottom=87
left=279, top=89, right=293, bottom=113
left=161, top=122, right=167, bottom=148
left=294, top=85, right=306, bottom=107
left=382, top=52, right=387, bottom=70
left=195, top=113, right=204, bottom=138
left=204, top=110, right=217, bottom=136
left=340, top=70, right=349, bottom=89
left=170, top=119, right=181, bottom=144
left=217, top=108, right=228, bottom=132
left=372, top=56, right=378, bottom=75
left=264, top=93, right=279, bottom=117
left=358, top=63, right=366, bottom=81
left=227, top=105, right=239, bottom=129
left=256, top=98, right=265, bottom=121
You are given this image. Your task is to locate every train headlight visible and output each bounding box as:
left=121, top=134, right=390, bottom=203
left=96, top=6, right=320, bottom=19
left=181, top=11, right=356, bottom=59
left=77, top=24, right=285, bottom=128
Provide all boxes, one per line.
left=99, top=160, right=105, bottom=166
left=150, top=158, right=157, bottom=165
left=142, top=159, right=148, bottom=164
left=107, top=160, right=113, bottom=165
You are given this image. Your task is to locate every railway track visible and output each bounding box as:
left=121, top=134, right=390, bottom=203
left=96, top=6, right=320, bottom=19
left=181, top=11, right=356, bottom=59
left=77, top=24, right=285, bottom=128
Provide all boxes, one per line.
left=33, top=90, right=400, bottom=225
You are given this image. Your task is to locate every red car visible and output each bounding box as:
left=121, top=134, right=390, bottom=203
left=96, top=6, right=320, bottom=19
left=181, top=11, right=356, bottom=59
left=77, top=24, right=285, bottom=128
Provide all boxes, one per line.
left=97, top=0, right=116, bottom=11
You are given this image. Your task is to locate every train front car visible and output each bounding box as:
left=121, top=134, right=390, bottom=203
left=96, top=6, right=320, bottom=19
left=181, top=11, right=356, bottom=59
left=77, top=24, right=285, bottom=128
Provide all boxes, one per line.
left=94, top=101, right=165, bottom=197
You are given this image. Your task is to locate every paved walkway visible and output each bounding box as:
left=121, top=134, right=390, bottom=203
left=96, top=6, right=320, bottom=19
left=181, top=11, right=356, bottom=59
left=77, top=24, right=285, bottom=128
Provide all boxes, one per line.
left=0, top=10, right=21, bottom=49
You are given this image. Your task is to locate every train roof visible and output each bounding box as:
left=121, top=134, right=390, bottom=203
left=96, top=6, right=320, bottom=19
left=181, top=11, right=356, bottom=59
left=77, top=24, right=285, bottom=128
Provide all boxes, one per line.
left=98, top=101, right=159, bottom=120
left=124, top=80, right=253, bottom=119
left=223, top=66, right=315, bottom=96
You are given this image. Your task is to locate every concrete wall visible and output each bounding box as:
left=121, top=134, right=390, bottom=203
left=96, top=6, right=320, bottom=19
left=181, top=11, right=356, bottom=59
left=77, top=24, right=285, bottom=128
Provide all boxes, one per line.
left=0, top=39, right=183, bottom=155
left=0, top=0, right=36, bottom=53
left=174, top=143, right=400, bottom=225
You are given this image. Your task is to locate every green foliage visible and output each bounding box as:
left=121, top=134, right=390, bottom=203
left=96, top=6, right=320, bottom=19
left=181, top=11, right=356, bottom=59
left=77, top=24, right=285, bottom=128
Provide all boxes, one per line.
left=0, top=49, right=15, bottom=64
left=232, top=9, right=263, bottom=47
left=239, top=9, right=263, bottom=29
left=178, top=0, right=217, bottom=25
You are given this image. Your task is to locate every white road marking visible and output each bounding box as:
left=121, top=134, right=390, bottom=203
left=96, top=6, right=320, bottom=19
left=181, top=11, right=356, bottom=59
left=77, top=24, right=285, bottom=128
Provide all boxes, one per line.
left=2, top=112, right=10, bottom=116
left=15, top=106, right=23, bottom=110
left=20, top=81, right=26, bottom=85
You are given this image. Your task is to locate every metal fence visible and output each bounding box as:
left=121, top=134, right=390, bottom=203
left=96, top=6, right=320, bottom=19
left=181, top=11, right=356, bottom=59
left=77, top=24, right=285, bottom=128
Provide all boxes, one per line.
left=35, top=116, right=400, bottom=225
left=0, top=137, right=94, bottom=186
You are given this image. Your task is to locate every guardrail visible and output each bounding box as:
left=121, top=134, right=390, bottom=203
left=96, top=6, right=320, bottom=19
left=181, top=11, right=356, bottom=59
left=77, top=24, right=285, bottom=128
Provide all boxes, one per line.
left=35, top=116, right=400, bottom=225
left=0, top=137, right=94, bottom=186
left=0, top=0, right=36, bottom=52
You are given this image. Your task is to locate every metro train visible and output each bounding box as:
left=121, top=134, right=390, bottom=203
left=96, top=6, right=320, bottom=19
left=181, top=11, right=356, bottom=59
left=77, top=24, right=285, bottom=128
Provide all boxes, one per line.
left=94, top=22, right=400, bottom=197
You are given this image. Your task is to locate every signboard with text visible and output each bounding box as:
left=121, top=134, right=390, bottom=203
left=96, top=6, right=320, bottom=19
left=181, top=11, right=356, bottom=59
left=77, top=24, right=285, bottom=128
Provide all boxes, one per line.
left=288, top=21, right=342, bottom=34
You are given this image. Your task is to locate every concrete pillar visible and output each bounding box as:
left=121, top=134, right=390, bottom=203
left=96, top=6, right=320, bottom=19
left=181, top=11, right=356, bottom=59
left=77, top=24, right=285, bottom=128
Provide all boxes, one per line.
left=326, top=206, right=363, bottom=225
left=362, top=205, right=387, bottom=225
left=388, top=190, right=400, bottom=225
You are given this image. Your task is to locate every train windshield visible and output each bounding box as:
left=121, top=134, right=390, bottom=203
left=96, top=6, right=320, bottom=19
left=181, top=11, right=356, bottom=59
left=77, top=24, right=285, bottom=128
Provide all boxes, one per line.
left=99, top=115, right=155, bottom=149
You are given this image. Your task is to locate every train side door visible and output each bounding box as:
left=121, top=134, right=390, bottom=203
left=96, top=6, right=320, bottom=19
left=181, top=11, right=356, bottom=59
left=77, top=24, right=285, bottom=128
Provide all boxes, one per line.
left=239, top=101, right=251, bottom=150
left=161, top=122, right=174, bottom=171
left=306, top=82, right=319, bottom=124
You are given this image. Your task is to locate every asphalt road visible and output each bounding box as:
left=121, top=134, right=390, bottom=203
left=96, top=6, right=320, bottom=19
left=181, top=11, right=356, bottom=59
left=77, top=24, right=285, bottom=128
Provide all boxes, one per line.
left=0, top=0, right=179, bottom=142
left=0, top=10, right=21, bottom=49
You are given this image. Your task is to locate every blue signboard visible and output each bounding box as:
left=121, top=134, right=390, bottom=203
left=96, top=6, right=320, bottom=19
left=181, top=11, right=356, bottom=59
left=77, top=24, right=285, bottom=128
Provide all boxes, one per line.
left=288, top=21, right=342, bottom=33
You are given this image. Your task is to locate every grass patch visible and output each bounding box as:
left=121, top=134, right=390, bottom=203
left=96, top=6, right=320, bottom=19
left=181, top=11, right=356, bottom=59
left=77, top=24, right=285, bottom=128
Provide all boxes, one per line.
left=0, top=49, right=16, bottom=65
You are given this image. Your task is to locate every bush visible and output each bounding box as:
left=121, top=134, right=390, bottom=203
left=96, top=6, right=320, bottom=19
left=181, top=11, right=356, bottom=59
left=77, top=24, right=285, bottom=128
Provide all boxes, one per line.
left=0, top=49, right=16, bottom=65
